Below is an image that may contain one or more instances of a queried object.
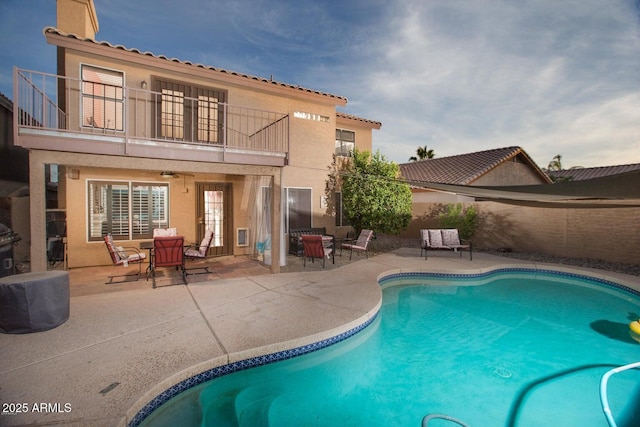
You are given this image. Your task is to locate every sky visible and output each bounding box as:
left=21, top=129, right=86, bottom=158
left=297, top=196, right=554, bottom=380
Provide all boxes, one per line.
left=0, top=0, right=639, bottom=169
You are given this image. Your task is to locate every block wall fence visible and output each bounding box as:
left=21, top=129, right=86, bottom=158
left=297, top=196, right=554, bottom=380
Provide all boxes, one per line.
left=402, top=201, right=640, bottom=264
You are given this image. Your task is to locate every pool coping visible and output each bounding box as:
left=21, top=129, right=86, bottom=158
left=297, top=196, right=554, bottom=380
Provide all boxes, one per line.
left=126, top=261, right=640, bottom=426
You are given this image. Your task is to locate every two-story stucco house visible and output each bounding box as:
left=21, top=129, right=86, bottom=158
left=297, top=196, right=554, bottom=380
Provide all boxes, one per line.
left=14, top=0, right=381, bottom=274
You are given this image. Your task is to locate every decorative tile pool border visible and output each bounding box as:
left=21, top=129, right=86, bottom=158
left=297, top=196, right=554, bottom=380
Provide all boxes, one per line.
left=128, top=313, right=378, bottom=427
left=379, top=267, right=640, bottom=297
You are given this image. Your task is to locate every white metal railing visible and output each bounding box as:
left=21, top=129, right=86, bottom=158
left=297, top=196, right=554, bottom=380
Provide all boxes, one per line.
left=600, top=361, right=640, bottom=427
left=15, top=69, right=67, bottom=130
left=14, top=68, right=289, bottom=155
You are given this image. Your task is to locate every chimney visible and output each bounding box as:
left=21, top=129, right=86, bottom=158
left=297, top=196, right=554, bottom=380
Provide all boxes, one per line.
left=56, top=0, right=99, bottom=39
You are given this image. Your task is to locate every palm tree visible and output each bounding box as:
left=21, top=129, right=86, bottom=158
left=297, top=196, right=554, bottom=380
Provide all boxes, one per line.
left=409, top=145, right=435, bottom=161
left=547, top=154, right=563, bottom=171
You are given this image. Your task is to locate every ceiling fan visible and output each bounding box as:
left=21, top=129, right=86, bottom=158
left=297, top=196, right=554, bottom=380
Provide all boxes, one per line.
left=158, top=171, right=195, bottom=179
left=160, top=171, right=178, bottom=179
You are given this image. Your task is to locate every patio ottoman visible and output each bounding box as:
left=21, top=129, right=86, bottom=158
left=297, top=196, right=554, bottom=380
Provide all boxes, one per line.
left=0, top=271, right=70, bottom=334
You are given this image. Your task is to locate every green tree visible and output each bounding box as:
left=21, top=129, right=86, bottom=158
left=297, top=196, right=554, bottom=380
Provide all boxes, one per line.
left=326, top=149, right=412, bottom=234
left=547, top=154, right=563, bottom=171
left=546, top=154, right=584, bottom=182
left=409, top=145, right=435, bottom=161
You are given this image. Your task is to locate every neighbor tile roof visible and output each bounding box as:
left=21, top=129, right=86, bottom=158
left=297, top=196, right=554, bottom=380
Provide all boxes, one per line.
left=547, top=164, right=640, bottom=181
left=336, top=111, right=382, bottom=129
left=0, top=92, right=12, bottom=111
left=399, top=146, right=548, bottom=185
left=43, top=27, right=349, bottom=104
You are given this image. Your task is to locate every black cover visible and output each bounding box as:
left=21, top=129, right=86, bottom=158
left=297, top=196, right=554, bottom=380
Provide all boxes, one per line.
left=0, top=271, right=70, bottom=333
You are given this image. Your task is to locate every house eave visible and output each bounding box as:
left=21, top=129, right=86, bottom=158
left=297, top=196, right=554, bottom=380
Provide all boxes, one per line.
left=44, top=28, right=348, bottom=107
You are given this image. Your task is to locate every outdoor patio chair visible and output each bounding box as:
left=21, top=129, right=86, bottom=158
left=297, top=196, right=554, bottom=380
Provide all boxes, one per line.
left=103, top=234, right=146, bottom=284
left=184, top=230, right=214, bottom=275
left=340, top=229, right=374, bottom=260
left=151, top=235, right=186, bottom=288
left=153, top=227, right=177, bottom=237
left=301, top=235, right=334, bottom=268
left=420, top=229, right=472, bottom=260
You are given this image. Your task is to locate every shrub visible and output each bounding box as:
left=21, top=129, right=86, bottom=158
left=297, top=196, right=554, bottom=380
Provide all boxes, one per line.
left=438, top=203, right=478, bottom=241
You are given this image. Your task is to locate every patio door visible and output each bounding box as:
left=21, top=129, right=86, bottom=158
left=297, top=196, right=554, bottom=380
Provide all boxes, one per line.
left=196, top=183, right=232, bottom=256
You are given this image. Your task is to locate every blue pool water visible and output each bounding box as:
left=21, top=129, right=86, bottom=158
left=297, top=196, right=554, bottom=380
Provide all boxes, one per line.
left=137, top=269, right=640, bottom=427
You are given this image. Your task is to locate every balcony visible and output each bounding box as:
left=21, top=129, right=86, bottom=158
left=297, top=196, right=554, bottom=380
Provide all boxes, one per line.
left=13, top=69, right=289, bottom=166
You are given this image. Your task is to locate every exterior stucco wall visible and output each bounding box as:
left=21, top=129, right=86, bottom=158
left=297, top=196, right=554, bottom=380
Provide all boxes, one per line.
left=29, top=150, right=279, bottom=269
left=403, top=201, right=640, bottom=264
left=63, top=167, right=254, bottom=268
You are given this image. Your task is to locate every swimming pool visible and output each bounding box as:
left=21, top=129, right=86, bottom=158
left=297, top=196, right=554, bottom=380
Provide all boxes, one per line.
left=135, top=268, right=640, bottom=426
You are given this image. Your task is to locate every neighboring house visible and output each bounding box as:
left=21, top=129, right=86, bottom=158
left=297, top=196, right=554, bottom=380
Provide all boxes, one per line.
left=14, top=0, right=380, bottom=273
left=400, top=150, right=640, bottom=263
left=399, top=146, right=552, bottom=203
left=546, top=164, right=640, bottom=182
left=0, top=93, right=30, bottom=265
left=0, top=93, right=29, bottom=186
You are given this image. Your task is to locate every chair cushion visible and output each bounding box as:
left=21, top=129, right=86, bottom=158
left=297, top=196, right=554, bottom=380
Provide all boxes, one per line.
left=355, top=230, right=373, bottom=247
left=420, top=230, right=430, bottom=247
left=428, top=230, right=444, bottom=247
left=348, top=244, right=367, bottom=250
left=153, top=228, right=177, bottom=237
left=184, top=248, right=203, bottom=258
left=114, top=246, right=127, bottom=260
left=442, top=229, right=461, bottom=246
left=126, top=253, right=145, bottom=263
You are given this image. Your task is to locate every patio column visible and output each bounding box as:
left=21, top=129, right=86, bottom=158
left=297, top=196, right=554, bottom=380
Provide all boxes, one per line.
left=270, top=171, right=282, bottom=273
left=29, top=152, right=47, bottom=272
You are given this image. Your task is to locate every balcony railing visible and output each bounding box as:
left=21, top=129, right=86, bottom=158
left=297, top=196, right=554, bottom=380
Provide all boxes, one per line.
left=14, top=68, right=289, bottom=165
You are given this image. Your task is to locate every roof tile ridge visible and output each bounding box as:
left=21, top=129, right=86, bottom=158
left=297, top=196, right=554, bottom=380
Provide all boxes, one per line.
left=43, top=27, right=348, bottom=102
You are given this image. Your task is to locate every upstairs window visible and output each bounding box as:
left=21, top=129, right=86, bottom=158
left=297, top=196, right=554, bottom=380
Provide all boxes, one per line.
left=156, top=80, right=225, bottom=143
left=81, top=65, right=124, bottom=131
left=197, top=95, right=220, bottom=143
left=161, top=89, right=184, bottom=139
left=335, top=129, right=355, bottom=157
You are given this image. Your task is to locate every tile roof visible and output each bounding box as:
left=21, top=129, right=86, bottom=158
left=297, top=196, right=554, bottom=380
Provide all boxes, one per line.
left=0, top=92, right=12, bottom=111
left=399, top=146, right=549, bottom=185
left=547, top=163, right=640, bottom=181
left=43, top=27, right=348, bottom=104
left=336, top=111, right=382, bottom=129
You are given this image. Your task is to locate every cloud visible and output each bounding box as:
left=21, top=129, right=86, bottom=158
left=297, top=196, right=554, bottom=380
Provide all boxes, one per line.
left=329, top=0, right=640, bottom=167
left=1, top=0, right=636, bottom=169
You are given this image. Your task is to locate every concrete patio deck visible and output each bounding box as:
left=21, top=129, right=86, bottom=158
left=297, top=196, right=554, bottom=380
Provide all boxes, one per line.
left=1, top=248, right=639, bottom=426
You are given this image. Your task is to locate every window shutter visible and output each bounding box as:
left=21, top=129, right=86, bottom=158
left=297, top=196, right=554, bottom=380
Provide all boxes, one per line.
left=110, top=184, right=130, bottom=237
left=132, top=185, right=149, bottom=236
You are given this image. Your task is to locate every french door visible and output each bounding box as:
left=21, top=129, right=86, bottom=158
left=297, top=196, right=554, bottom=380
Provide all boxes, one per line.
left=196, top=183, right=232, bottom=256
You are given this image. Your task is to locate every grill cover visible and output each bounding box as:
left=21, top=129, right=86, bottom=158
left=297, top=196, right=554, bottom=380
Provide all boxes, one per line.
left=0, top=271, right=69, bottom=333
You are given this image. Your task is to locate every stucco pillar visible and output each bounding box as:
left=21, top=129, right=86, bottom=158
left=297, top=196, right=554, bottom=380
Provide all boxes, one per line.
left=29, top=153, right=47, bottom=272
left=270, top=171, right=282, bottom=273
